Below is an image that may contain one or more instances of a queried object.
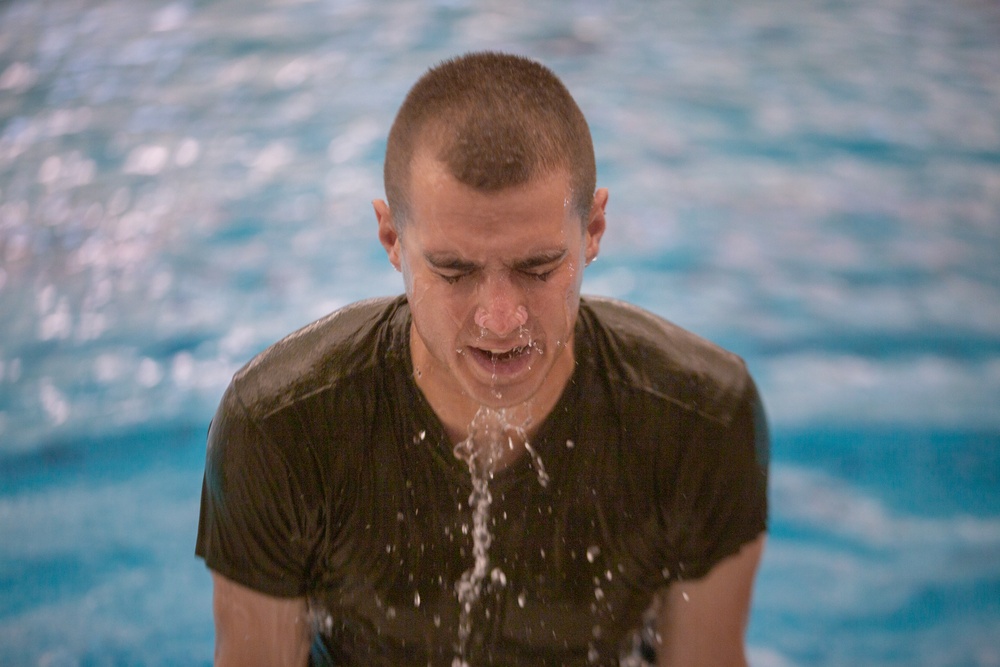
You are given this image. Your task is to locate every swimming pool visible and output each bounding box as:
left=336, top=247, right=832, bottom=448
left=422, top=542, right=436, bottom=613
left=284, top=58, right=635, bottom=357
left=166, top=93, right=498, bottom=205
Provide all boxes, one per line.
left=2, top=0, right=999, bottom=664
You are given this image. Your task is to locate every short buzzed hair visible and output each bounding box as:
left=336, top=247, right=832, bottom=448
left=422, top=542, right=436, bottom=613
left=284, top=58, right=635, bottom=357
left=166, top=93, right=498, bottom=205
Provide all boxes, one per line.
left=384, top=52, right=596, bottom=226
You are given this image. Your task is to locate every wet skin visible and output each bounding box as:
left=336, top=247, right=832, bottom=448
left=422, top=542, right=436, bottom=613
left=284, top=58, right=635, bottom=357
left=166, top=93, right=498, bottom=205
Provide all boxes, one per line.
left=375, top=151, right=607, bottom=453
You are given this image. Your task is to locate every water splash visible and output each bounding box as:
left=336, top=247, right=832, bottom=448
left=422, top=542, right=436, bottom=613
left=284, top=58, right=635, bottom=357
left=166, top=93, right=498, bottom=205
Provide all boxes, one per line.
left=522, top=440, right=549, bottom=487
left=452, top=455, right=492, bottom=663
left=450, top=405, right=548, bottom=665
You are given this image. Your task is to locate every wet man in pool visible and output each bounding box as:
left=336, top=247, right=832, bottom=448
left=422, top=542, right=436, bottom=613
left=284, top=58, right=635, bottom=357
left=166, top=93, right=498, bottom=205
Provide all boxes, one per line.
left=196, top=51, right=768, bottom=666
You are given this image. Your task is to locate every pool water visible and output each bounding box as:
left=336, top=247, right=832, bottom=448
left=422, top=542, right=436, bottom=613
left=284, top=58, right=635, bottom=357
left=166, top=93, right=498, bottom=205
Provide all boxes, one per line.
left=2, top=0, right=999, bottom=664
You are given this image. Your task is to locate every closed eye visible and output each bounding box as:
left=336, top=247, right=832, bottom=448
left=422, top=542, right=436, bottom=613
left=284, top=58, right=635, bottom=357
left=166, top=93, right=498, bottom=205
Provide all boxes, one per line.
left=437, top=271, right=470, bottom=284
left=523, top=267, right=557, bottom=282
left=424, top=253, right=478, bottom=284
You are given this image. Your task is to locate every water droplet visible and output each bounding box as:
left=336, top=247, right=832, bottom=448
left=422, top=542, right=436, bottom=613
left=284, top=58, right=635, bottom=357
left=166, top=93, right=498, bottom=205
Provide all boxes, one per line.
left=523, top=440, right=549, bottom=487
left=414, top=591, right=421, bottom=607
left=682, top=592, right=690, bottom=602
left=586, top=545, right=601, bottom=563
left=490, top=567, right=507, bottom=586
left=566, top=439, right=575, bottom=448
left=517, top=592, right=527, bottom=608
left=594, top=587, right=605, bottom=601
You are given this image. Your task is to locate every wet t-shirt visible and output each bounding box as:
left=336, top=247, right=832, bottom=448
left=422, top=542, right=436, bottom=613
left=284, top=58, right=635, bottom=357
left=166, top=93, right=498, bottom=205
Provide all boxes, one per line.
left=195, top=295, right=768, bottom=666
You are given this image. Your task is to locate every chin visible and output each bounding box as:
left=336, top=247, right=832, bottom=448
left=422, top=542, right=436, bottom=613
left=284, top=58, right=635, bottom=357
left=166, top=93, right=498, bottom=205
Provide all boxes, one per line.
left=462, top=378, right=540, bottom=412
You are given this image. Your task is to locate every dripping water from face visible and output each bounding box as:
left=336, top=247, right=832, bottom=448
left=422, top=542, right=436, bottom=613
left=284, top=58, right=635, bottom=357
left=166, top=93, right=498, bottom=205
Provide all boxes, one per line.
left=450, top=404, right=549, bottom=665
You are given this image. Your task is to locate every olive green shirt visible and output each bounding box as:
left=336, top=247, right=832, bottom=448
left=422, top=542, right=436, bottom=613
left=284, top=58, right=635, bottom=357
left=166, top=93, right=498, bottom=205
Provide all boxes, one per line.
left=196, top=295, right=768, bottom=666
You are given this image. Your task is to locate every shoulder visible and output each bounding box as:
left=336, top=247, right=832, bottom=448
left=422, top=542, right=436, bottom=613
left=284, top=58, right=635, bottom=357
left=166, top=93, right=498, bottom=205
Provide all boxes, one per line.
left=228, top=295, right=409, bottom=419
left=578, top=295, right=750, bottom=426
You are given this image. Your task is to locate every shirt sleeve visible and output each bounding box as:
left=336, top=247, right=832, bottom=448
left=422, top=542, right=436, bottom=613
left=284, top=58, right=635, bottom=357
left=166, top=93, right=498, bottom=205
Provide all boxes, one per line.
left=194, top=382, right=315, bottom=598
left=668, top=374, right=769, bottom=581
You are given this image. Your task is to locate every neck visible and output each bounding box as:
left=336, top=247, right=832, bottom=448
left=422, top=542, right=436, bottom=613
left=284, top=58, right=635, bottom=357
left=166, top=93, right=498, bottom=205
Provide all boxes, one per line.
left=419, top=374, right=540, bottom=466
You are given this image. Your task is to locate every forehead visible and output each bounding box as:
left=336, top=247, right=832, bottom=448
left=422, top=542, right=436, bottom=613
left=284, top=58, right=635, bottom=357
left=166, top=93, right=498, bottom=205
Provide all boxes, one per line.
left=405, top=150, right=575, bottom=237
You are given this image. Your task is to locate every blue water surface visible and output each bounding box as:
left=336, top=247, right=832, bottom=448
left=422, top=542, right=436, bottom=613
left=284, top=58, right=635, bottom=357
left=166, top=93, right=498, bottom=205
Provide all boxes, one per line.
left=2, top=1, right=1000, bottom=665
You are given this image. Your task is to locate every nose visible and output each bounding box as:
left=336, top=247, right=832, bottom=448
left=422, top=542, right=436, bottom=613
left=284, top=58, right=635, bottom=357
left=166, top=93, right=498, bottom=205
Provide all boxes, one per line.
left=474, top=275, right=528, bottom=337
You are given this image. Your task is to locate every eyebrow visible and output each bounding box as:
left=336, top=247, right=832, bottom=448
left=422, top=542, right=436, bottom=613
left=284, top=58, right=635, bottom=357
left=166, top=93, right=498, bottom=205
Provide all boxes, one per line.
left=424, top=248, right=568, bottom=272
left=510, top=248, right=568, bottom=271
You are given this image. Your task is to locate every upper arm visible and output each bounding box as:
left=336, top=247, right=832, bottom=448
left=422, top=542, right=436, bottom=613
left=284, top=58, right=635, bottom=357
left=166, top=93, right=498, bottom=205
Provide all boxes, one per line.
left=211, top=571, right=312, bottom=667
left=654, top=534, right=765, bottom=667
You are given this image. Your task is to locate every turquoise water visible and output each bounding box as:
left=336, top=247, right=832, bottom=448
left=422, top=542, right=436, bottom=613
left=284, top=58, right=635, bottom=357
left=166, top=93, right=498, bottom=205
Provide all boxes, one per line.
left=2, top=0, right=999, bottom=664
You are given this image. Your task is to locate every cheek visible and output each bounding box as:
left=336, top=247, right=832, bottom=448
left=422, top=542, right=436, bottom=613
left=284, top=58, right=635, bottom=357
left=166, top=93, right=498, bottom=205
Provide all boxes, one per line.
left=412, top=279, right=473, bottom=333
left=557, top=265, right=584, bottom=325
left=528, top=277, right=578, bottom=327
left=402, top=263, right=441, bottom=313
left=399, top=253, right=416, bottom=294
left=558, top=262, right=584, bottom=300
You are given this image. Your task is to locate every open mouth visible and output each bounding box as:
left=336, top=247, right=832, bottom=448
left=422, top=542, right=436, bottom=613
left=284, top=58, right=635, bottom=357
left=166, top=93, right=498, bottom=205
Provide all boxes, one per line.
left=477, top=345, right=529, bottom=363
left=491, top=346, right=529, bottom=362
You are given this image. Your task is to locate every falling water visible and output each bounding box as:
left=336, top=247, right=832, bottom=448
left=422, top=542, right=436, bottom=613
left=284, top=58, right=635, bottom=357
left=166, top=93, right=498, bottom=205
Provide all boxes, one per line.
left=522, top=439, right=550, bottom=488
left=451, top=442, right=491, bottom=667
left=450, top=405, right=549, bottom=666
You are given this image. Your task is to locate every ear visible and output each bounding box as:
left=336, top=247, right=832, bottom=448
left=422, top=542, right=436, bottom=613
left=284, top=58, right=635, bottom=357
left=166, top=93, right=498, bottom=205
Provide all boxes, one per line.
left=374, top=199, right=402, bottom=271
left=584, top=188, right=608, bottom=265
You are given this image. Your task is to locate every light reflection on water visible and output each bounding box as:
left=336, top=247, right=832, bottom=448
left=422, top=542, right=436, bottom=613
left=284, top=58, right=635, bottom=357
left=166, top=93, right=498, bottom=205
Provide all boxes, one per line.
left=2, top=0, right=1000, bottom=665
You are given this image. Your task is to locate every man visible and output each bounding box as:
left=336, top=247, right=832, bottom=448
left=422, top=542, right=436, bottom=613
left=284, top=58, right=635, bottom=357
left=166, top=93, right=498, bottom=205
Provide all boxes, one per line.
left=196, top=52, right=768, bottom=666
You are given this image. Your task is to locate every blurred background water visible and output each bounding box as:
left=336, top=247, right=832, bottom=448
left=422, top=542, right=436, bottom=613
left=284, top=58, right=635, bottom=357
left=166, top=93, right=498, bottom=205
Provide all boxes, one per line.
left=2, top=0, right=999, bottom=665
